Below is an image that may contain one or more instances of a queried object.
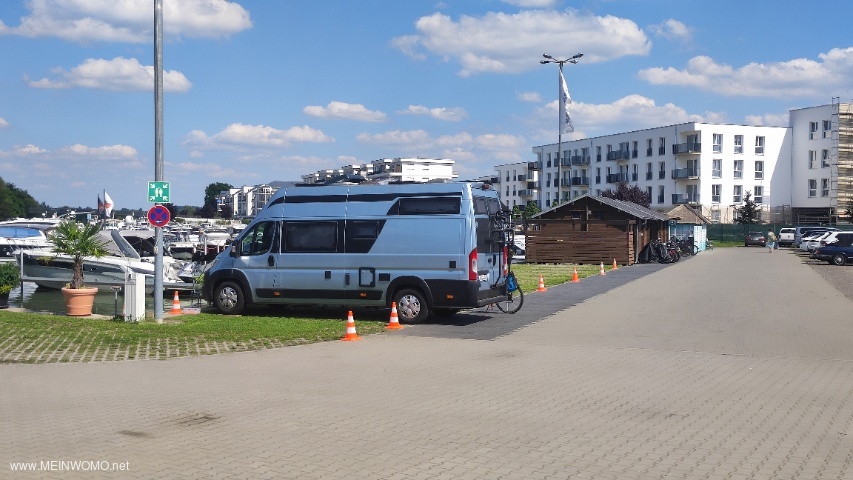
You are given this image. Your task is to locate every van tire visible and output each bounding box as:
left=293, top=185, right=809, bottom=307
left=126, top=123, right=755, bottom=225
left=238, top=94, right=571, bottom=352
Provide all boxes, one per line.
left=393, top=288, right=429, bottom=324
left=214, top=281, right=245, bottom=315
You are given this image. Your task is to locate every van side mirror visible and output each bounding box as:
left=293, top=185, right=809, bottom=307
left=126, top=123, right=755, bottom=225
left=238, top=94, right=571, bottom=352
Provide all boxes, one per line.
left=229, top=242, right=240, bottom=257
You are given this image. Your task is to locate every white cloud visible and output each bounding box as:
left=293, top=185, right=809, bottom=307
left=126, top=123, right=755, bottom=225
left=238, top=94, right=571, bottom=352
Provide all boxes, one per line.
left=303, top=101, right=387, bottom=122
left=357, top=130, right=432, bottom=147
left=56, top=144, right=139, bottom=159
left=745, top=113, right=789, bottom=127
left=6, top=0, right=252, bottom=43
left=398, top=105, right=468, bottom=121
left=0, top=118, right=9, bottom=128
left=638, top=48, right=853, bottom=98
left=528, top=94, right=727, bottom=139
left=26, top=57, right=191, bottom=92
left=648, top=19, right=692, bottom=42
left=184, top=123, right=334, bottom=149
left=518, top=91, right=542, bottom=103
left=392, top=10, right=650, bottom=76
left=14, top=144, right=48, bottom=155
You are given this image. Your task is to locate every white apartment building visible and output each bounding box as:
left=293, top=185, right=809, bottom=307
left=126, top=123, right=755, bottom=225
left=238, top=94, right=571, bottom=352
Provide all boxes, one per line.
left=301, top=157, right=457, bottom=185
left=503, top=101, right=853, bottom=224
left=217, top=184, right=275, bottom=218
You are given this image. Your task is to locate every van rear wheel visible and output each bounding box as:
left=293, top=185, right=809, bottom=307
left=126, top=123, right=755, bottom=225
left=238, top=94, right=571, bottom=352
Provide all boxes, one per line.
left=214, top=281, right=245, bottom=315
left=393, top=288, right=429, bottom=324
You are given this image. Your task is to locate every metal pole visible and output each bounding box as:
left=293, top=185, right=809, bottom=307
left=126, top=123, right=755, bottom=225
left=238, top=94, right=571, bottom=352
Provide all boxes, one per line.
left=153, top=0, right=164, bottom=323
left=556, top=62, right=563, bottom=205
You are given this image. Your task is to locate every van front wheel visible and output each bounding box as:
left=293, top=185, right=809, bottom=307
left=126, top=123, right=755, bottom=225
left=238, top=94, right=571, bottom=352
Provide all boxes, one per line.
left=393, top=288, right=429, bottom=324
left=214, top=281, right=245, bottom=315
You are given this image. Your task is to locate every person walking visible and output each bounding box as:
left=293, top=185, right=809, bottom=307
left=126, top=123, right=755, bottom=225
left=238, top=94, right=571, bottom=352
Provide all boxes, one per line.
left=767, top=230, right=777, bottom=253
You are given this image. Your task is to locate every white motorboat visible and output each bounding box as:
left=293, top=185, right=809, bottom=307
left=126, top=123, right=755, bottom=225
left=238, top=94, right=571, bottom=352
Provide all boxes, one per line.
left=18, top=230, right=189, bottom=292
left=0, top=225, right=55, bottom=262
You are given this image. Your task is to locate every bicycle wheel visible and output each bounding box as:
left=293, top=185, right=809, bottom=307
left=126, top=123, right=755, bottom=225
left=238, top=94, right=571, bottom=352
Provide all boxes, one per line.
left=693, top=244, right=700, bottom=255
left=495, top=287, right=524, bottom=314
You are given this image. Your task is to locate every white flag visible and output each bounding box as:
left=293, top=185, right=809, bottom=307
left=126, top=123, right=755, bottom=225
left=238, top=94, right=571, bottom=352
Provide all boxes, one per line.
left=559, top=70, right=574, bottom=134
left=104, top=191, right=114, bottom=217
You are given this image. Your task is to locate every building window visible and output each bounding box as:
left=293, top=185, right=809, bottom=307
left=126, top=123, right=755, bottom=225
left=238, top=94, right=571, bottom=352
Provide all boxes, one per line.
left=657, top=185, right=664, bottom=204
left=596, top=146, right=602, bottom=162
left=711, top=184, right=721, bottom=203
left=733, top=160, right=743, bottom=179
left=646, top=162, right=653, bottom=180
left=545, top=192, right=551, bottom=207
left=712, top=159, right=722, bottom=178
left=646, top=139, right=653, bottom=156
left=632, top=164, right=638, bottom=181
left=822, top=149, right=830, bottom=168
left=822, top=179, right=830, bottom=197
left=512, top=169, right=517, bottom=181
left=546, top=172, right=551, bottom=188
left=755, top=161, right=764, bottom=180
left=712, top=133, right=722, bottom=153
left=734, top=135, right=743, bottom=154
left=809, top=121, right=818, bottom=139
left=658, top=137, right=666, bottom=155
left=546, top=159, right=551, bottom=168
left=658, top=161, right=666, bottom=179
left=733, top=185, right=743, bottom=203
left=595, top=167, right=601, bottom=184
left=754, top=186, right=763, bottom=204
left=632, top=141, right=638, bottom=158
left=808, top=179, right=817, bottom=197
left=808, top=150, right=817, bottom=169
left=823, top=120, right=831, bottom=138
left=711, top=210, right=721, bottom=223
left=755, top=136, right=764, bottom=155
left=646, top=186, right=652, bottom=202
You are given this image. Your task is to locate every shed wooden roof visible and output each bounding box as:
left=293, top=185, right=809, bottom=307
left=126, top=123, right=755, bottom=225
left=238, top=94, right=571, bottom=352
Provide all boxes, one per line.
left=533, top=195, right=670, bottom=221
left=665, top=204, right=711, bottom=224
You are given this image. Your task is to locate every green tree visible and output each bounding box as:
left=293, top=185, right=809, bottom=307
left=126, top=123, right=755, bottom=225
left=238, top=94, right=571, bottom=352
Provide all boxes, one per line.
left=523, top=201, right=541, bottom=219
left=601, top=182, right=651, bottom=208
left=736, top=191, right=762, bottom=224
left=0, top=177, right=44, bottom=220
left=203, top=182, right=233, bottom=217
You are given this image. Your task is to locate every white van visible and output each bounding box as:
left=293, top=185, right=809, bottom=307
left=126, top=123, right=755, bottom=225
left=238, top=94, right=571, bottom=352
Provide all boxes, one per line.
left=202, top=182, right=512, bottom=323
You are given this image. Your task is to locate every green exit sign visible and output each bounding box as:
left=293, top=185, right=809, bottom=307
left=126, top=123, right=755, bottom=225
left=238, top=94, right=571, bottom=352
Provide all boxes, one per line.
left=148, top=181, right=170, bottom=203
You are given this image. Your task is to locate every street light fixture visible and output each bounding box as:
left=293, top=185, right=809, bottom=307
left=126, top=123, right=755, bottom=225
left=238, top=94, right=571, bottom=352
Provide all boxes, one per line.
left=540, top=53, right=582, bottom=205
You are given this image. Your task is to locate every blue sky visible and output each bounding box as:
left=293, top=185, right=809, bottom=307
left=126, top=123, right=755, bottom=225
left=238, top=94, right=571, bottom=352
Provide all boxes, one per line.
left=1, top=0, right=852, bottom=210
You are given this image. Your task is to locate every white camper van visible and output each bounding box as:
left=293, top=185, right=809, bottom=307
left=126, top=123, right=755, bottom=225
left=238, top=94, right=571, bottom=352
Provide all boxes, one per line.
left=202, top=182, right=512, bottom=323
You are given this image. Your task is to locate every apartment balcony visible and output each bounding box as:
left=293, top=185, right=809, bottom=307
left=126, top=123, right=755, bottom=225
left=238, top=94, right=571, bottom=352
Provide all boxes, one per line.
left=517, top=174, right=527, bottom=182
left=606, top=173, right=630, bottom=183
left=518, top=189, right=537, bottom=197
left=672, top=142, right=701, bottom=155
left=528, top=161, right=541, bottom=171
left=571, top=176, right=590, bottom=186
left=671, top=168, right=699, bottom=180
left=606, top=150, right=631, bottom=162
left=527, top=181, right=537, bottom=190
left=672, top=193, right=700, bottom=205
left=559, top=157, right=572, bottom=167
left=571, top=155, right=590, bottom=166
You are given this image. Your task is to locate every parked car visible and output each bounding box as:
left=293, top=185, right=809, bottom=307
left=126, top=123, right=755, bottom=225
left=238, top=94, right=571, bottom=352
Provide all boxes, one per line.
left=744, top=232, right=766, bottom=247
left=818, top=231, right=853, bottom=249
left=793, top=226, right=839, bottom=248
left=812, top=243, right=853, bottom=266
left=778, top=227, right=795, bottom=247
left=801, top=231, right=835, bottom=253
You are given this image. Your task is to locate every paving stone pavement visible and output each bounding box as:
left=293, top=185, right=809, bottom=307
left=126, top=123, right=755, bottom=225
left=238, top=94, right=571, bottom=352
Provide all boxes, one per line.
left=2, top=247, right=853, bottom=479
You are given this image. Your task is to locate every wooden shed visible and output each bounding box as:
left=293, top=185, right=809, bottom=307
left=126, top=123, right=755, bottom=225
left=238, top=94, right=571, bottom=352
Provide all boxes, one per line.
left=524, top=195, right=670, bottom=265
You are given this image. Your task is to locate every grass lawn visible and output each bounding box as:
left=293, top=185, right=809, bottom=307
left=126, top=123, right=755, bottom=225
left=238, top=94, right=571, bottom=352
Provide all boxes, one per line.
left=0, top=262, right=609, bottom=364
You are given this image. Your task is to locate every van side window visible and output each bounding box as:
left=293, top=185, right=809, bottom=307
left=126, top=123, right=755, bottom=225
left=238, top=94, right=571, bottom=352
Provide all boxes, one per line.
left=285, top=222, right=338, bottom=252
left=239, top=221, right=277, bottom=256
left=395, top=197, right=460, bottom=215
left=345, top=220, right=385, bottom=253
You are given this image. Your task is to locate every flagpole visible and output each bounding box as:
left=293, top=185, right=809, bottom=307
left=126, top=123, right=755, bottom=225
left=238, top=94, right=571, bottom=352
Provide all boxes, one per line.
left=541, top=53, right=582, bottom=206
left=153, top=0, right=165, bottom=323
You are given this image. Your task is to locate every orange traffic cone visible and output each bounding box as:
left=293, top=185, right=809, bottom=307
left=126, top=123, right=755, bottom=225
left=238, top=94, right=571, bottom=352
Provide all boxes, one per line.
left=571, top=267, right=580, bottom=283
left=612, top=258, right=619, bottom=270
left=385, top=302, right=403, bottom=330
left=341, top=311, right=361, bottom=341
left=170, top=291, right=183, bottom=314
left=537, top=275, right=547, bottom=292
left=599, top=261, right=606, bottom=276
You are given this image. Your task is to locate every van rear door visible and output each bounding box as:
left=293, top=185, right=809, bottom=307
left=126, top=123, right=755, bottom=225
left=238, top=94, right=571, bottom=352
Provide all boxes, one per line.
left=473, top=192, right=506, bottom=302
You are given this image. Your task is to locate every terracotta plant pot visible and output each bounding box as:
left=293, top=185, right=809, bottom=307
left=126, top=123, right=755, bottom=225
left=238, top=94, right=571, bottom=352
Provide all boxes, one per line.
left=61, top=287, right=98, bottom=316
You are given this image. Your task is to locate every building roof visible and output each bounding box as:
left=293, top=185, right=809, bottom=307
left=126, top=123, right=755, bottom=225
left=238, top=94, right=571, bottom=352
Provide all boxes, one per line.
left=533, top=194, right=670, bottom=221
left=665, top=204, right=711, bottom=224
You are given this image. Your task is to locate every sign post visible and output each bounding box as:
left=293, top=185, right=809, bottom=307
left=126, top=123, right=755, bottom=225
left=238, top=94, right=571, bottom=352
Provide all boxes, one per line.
left=147, top=205, right=171, bottom=228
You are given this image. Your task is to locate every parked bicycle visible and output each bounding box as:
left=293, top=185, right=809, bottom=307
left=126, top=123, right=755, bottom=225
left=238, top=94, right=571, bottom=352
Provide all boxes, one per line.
left=489, top=209, right=523, bottom=314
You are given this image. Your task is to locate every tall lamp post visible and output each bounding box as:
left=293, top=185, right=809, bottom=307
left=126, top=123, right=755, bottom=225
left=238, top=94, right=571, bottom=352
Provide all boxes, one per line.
left=540, top=53, right=582, bottom=205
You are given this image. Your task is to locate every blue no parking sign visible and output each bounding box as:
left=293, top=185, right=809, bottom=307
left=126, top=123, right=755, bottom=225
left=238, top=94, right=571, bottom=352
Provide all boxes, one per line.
left=147, top=205, right=171, bottom=228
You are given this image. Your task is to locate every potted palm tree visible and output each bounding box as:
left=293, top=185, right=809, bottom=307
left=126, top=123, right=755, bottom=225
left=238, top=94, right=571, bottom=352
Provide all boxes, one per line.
left=48, top=220, right=109, bottom=316
left=0, top=261, right=21, bottom=309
